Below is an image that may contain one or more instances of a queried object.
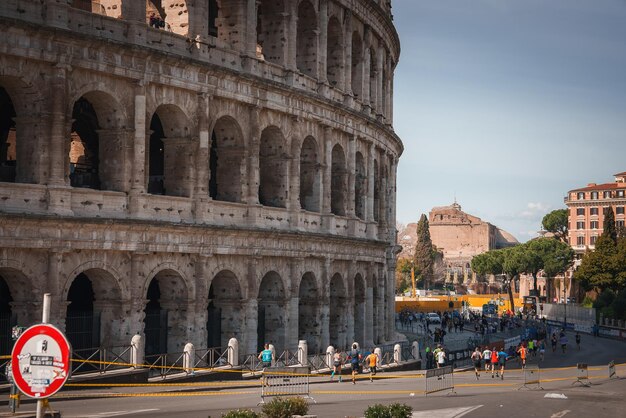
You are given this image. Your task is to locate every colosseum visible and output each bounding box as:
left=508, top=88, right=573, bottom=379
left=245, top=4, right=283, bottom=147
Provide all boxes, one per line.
left=0, top=0, right=402, bottom=361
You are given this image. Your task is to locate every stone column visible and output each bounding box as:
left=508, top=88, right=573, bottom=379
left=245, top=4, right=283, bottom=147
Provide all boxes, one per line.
left=243, top=298, right=258, bottom=356
left=246, top=106, right=261, bottom=206
left=321, top=127, right=332, bottom=214
left=366, top=142, right=375, bottom=222
left=46, top=64, right=70, bottom=204
left=46, top=249, right=66, bottom=329
left=376, top=48, right=384, bottom=116
left=345, top=261, right=355, bottom=344
left=286, top=1, right=298, bottom=71
left=194, top=94, right=210, bottom=220
left=346, top=134, right=356, bottom=217
left=193, top=254, right=211, bottom=349
left=364, top=282, right=374, bottom=348
left=243, top=0, right=258, bottom=57
left=285, top=258, right=301, bottom=352
left=343, top=10, right=353, bottom=96
left=187, top=0, right=209, bottom=40
left=128, top=252, right=149, bottom=340
left=362, top=46, right=371, bottom=108
left=388, top=155, right=398, bottom=242
left=97, top=129, right=131, bottom=192
left=319, top=258, right=331, bottom=350
left=318, top=0, right=329, bottom=82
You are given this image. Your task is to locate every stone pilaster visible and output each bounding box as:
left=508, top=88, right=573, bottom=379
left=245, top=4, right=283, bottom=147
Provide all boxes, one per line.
left=346, top=134, right=356, bottom=217
left=343, top=10, right=353, bottom=97
left=319, top=257, right=331, bottom=350
left=286, top=1, right=298, bottom=72
left=246, top=106, right=261, bottom=206
left=318, top=0, right=329, bottom=82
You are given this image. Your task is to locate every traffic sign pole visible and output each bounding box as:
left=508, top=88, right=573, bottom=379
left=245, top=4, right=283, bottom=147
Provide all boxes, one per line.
left=36, top=293, right=51, bottom=418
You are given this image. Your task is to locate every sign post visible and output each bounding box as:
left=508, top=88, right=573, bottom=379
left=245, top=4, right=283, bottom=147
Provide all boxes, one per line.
left=10, top=294, right=70, bottom=418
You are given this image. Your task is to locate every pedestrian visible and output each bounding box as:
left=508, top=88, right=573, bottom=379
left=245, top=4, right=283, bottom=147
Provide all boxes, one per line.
left=258, top=343, right=272, bottom=369
left=331, top=349, right=343, bottom=382
left=482, top=346, right=492, bottom=372
left=560, top=333, right=568, bottom=353
left=517, top=344, right=527, bottom=369
left=575, top=332, right=581, bottom=350
left=551, top=333, right=557, bottom=352
left=497, top=349, right=508, bottom=380
left=539, top=340, right=545, bottom=361
left=490, top=347, right=499, bottom=378
left=365, top=350, right=378, bottom=382
left=425, top=347, right=434, bottom=370
left=436, top=347, right=446, bottom=368
left=348, top=343, right=361, bottom=384
left=471, top=347, right=482, bottom=380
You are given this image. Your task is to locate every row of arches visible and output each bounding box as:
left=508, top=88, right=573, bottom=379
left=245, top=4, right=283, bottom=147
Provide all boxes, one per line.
left=0, top=264, right=386, bottom=356
left=0, top=84, right=391, bottom=221
left=79, top=1, right=393, bottom=116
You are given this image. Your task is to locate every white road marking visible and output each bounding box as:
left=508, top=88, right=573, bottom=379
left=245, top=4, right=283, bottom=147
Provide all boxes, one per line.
left=545, top=393, right=568, bottom=399
left=72, top=409, right=160, bottom=418
left=411, top=405, right=483, bottom=418
left=551, top=410, right=571, bottom=418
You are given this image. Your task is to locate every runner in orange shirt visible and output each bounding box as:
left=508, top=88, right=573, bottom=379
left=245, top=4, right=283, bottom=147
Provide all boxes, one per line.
left=517, top=343, right=528, bottom=369
left=490, top=347, right=499, bottom=378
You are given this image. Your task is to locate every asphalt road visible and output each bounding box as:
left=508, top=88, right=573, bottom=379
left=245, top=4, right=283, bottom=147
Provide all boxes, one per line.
left=6, top=332, right=626, bottom=418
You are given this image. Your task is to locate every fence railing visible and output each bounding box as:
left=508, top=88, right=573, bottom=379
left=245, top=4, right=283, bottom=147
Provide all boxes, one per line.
left=145, top=351, right=187, bottom=379
left=71, top=345, right=133, bottom=375
left=194, top=347, right=231, bottom=370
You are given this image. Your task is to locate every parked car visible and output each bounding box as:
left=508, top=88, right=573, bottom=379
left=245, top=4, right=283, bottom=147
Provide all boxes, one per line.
left=426, top=312, right=441, bottom=324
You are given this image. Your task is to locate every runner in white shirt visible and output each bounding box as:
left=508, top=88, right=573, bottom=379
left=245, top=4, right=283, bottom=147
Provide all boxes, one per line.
left=482, top=347, right=492, bottom=372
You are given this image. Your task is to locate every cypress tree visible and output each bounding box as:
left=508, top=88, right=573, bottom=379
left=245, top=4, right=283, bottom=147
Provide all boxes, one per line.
left=413, top=214, right=434, bottom=289
left=604, top=206, right=617, bottom=242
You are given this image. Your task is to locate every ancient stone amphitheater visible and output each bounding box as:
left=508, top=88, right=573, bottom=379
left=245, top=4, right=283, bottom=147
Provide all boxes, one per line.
left=0, top=0, right=402, bottom=360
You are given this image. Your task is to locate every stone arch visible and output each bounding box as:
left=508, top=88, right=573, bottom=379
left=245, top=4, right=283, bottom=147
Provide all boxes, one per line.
left=209, top=116, right=244, bottom=203
left=144, top=266, right=190, bottom=355
left=353, top=273, right=366, bottom=345
left=351, top=31, right=364, bottom=98
left=0, top=75, right=41, bottom=184
left=298, top=272, right=321, bottom=353
left=69, top=90, right=126, bottom=191
left=329, top=273, right=347, bottom=349
left=257, top=271, right=286, bottom=352
left=256, top=0, right=286, bottom=65
left=208, top=0, right=218, bottom=37
left=207, top=270, right=242, bottom=349
left=259, top=126, right=288, bottom=208
left=296, top=0, right=318, bottom=78
left=0, top=273, right=13, bottom=355
left=331, top=144, right=347, bottom=216
left=299, top=136, right=320, bottom=212
left=0, top=265, right=35, bottom=353
left=355, top=151, right=366, bottom=219
left=148, top=104, right=193, bottom=197
left=326, top=16, right=343, bottom=88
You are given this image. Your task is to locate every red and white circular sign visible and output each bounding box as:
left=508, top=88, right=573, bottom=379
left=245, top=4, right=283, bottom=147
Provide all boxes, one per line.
left=11, top=324, right=71, bottom=398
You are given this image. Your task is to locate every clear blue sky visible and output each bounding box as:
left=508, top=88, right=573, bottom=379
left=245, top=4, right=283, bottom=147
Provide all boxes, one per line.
left=393, top=0, right=626, bottom=241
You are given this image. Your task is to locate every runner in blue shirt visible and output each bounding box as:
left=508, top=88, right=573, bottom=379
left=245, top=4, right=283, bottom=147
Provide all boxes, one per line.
left=497, top=350, right=508, bottom=380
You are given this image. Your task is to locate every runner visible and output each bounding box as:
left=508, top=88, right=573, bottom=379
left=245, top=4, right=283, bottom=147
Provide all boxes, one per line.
left=527, top=339, right=534, bottom=357
left=517, top=343, right=528, bottom=368
left=365, top=350, right=379, bottom=382
left=575, top=332, right=581, bottom=350
left=258, top=343, right=273, bottom=369
left=490, top=347, right=499, bottom=378
left=436, top=346, right=446, bottom=368
left=482, top=346, right=492, bottom=372
left=560, top=333, right=568, bottom=353
left=348, top=344, right=361, bottom=385
left=331, top=349, right=343, bottom=382
left=497, top=348, right=508, bottom=380
left=551, top=333, right=557, bottom=352
left=539, top=340, right=546, bottom=361
left=471, top=347, right=482, bottom=380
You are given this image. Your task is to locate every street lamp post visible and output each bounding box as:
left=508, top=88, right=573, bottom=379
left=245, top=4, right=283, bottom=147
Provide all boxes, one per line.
left=563, top=278, right=567, bottom=329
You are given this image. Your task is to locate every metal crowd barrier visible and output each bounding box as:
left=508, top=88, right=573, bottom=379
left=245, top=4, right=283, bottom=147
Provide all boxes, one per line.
left=573, top=363, right=590, bottom=387
left=259, top=366, right=315, bottom=404
left=609, top=361, right=617, bottom=379
left=425, top=365, right=455, bottom=395
left=71, top=345, right=133, bottom=375
left=519, top=365, right=542, bottom=390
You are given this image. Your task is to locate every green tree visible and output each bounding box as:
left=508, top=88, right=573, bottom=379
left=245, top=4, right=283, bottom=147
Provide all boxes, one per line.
left=603, top=206, right=617, bottom=242
left=413, top=214, right=434, bottom=290
left=542, top=209, right=569, bottom=242
left=521, top=238, right=575, bottom=295
left=395, top=258, right=413, bottom=295
left=574, top=234, right=619, bottom=292
left=471, top=247, right=519, bottom=312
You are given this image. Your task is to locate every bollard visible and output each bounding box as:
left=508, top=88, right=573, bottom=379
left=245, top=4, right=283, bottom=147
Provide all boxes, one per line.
left=393, top=344, right=401, bottom=364
left=183, top=343, right=195, bottom=374
left=374, top=347, right=382, bottom=366
left=228, top=338, right=239, bottom=366
left=326, top=346, right=335, bottom=370
left=352, top=342, right=360, bottom=351
left=412, top=341, right=420, bottom=361
left=298, top=340, right=308, bottom=366
left=131, top=334, right=144, bottom=368
left=268, top=344, right=276, bottom=367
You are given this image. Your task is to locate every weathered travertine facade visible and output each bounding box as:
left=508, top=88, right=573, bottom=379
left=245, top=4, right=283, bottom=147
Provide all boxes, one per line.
left=0, top=1, right=402, bottom=357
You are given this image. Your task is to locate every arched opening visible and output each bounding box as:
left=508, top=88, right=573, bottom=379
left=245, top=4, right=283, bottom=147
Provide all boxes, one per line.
left=351, top=32, right=364, bottom=98
left=148, top=105, right=192, bottom=197
left=326, top=17, right=343, bottom=88
left=66, top=273, right=99, bottom=350
left=329, top=273, right=347, bottom=349
left=0, top=275, right=14, bottom=356
left=369, top=48, right=377, bottom=109
left=207, top=270, right=242, bottom=350
left=298, top=273, right=321, bottom=353
left=373, top=159, right=380, bottom=222
left=0, top=87, right=16, bottom=183
left=209, top=117, right=244, bottom=203
left=296, top=1, right=318, bottom=77
left=144, top=269, right=188, bottom=355
left=208, top=0, right=218, bottom=37
left=355, top=152, right=366, bottom=219
left=354, top=274, right=365, bottom=345
left=148, top=114, right=165, bottom=195
left=257, top=271, right=285, bottom=353
left=256, top=0, right=286, bottom=64
left=299, top=136, right=320, bottom=212
left=331, top=144, right=347, bottom=216
left=70, top=98, right=101, bottom=189
left=259, top=126, right=288, bottom=208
